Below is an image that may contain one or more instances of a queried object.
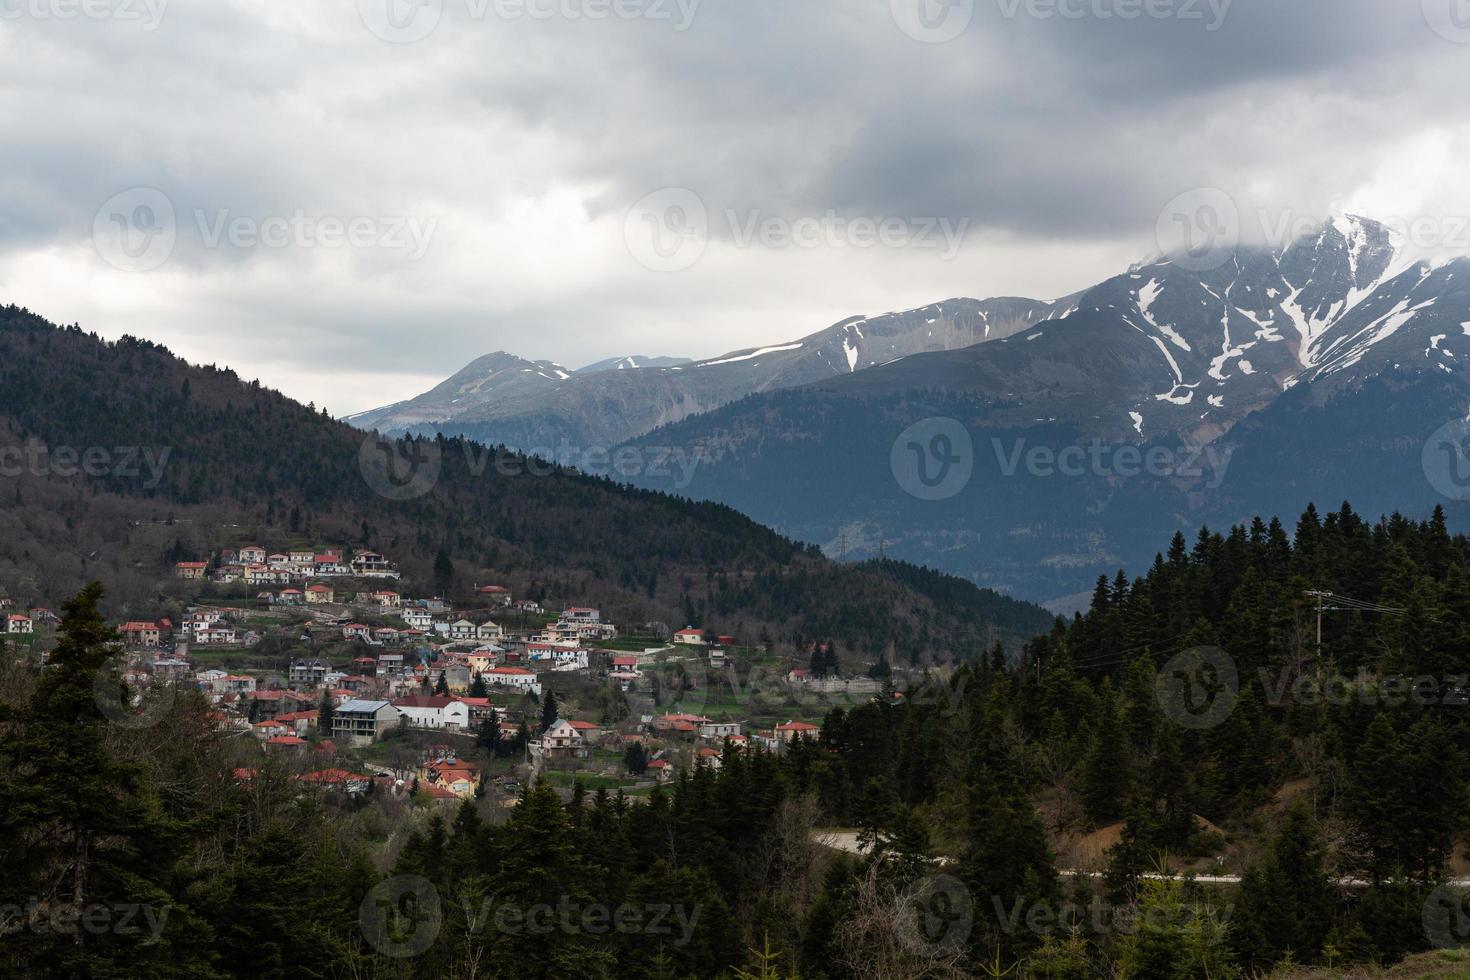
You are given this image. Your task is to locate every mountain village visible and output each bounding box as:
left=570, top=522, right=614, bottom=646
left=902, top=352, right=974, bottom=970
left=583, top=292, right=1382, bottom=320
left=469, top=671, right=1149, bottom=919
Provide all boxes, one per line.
left=2, top=542, right=892, bottom=812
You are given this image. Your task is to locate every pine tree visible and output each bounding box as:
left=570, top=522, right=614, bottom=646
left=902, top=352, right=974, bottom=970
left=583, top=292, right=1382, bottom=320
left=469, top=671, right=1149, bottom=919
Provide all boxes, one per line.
left=624, top=740, right=648, bottom=775
left=1232, top=800, right=1335, bottom=968
left=433, top=547, right=454, bottom=596
left=0, top=583, right=213, bottom=976
left=318, top=688, right=335, bottom=734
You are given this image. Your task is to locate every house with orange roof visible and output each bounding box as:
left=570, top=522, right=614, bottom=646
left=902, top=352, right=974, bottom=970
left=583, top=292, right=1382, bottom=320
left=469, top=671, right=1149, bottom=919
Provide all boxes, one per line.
left=419, top=757, right=481, bottom=798
left=566, top=719, right=602, bottom=742
left=275, top=709, right=320, bottom=733
left=119, top=621, right=163, bottom=647
left=264, top=735, right=308, bottom=751
left=304, top=583, right=335, bottom=604
left=252, top=719, right=290, bottom=740
left=774, top=720, right=821, bottom=744
left=299, top=768, right=368, bottom=794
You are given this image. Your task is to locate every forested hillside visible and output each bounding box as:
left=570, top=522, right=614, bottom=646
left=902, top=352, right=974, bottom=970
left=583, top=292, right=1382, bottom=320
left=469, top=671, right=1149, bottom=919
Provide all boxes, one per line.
left=5, top=502, right=1470, bottom=977
left=0, top=305, right=1051, bottom=658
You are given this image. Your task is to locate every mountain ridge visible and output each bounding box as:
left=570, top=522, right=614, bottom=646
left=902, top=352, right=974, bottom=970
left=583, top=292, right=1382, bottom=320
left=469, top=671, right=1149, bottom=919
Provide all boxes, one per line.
left=0, top=304, right=1053, bottom=658
left=344, top=295, right=1068, bottom=449
left=609, top=216, right=1470, bottom=603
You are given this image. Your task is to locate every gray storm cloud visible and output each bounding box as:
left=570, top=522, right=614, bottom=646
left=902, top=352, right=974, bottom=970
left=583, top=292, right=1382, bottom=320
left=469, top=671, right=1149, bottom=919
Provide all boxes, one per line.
left=0, top=0, right=1463, bottom=413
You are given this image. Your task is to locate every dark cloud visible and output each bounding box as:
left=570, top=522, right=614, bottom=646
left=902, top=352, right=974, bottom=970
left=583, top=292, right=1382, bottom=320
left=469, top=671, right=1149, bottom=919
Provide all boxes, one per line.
left=0, top=0, right=1462, bottom=412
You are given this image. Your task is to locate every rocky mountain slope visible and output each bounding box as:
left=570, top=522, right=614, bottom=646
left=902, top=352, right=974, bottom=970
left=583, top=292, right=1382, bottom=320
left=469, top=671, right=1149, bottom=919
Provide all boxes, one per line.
left=614, top=217, right=1470, bottom=605
left=346, top=296, right=1065, bottom=449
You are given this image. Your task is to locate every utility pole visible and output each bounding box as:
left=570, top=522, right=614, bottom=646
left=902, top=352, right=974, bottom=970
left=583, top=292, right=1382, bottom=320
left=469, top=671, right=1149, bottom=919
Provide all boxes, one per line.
left=1304, top=590, right=1330, bottom=657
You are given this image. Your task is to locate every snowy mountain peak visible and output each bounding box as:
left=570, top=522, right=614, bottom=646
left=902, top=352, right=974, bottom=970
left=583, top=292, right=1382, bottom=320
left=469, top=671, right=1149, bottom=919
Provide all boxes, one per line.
left=577, top=354, right=693, bottom=373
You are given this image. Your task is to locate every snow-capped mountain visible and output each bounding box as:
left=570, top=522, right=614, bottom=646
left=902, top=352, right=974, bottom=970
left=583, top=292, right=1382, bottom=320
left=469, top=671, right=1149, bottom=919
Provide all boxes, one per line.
left=576, top=355, right=693, bottom=373
left=814, top=215, right=1466, bottom=444
left=346, top=296, right=1064, bottom=448
left=343, top=351, right=574, bottom=432
left=613, top=216, right=1470, bottom=604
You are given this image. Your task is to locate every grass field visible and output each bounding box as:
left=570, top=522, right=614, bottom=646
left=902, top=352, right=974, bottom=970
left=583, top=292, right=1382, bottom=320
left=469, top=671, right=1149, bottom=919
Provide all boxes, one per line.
left=1281, top=949, right=1470, bottom=978
left=541, top=770, right=643, bottom=791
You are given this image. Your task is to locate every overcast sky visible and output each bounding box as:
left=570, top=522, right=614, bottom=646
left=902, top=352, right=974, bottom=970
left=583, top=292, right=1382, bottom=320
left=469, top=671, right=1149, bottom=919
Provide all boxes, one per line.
left=3, top=0, right=1468, bottom=414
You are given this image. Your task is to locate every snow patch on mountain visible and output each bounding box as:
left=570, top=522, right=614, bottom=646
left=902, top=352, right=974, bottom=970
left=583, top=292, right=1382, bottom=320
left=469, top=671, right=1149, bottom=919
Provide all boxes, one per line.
left=701, top=342, right=805, bottom=366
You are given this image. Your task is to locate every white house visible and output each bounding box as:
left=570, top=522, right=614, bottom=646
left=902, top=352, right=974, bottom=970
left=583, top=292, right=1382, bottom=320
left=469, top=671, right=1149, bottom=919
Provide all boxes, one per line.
left=558, top=607, right=602, bottom=626
left=351, top=552, right=396, bottom=576
left=6, top=614, right=34, bottom=634
left=530, top=646, right=588, bottom=669
left=392, top=694, right=470, bottom=731
left=538, top=718, right=589, bottom=759
left=193, top=625, right=238, bottom=645
left=699, top=720, right=742, bottom=740
left=484, top=665, right=540, bottom=694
